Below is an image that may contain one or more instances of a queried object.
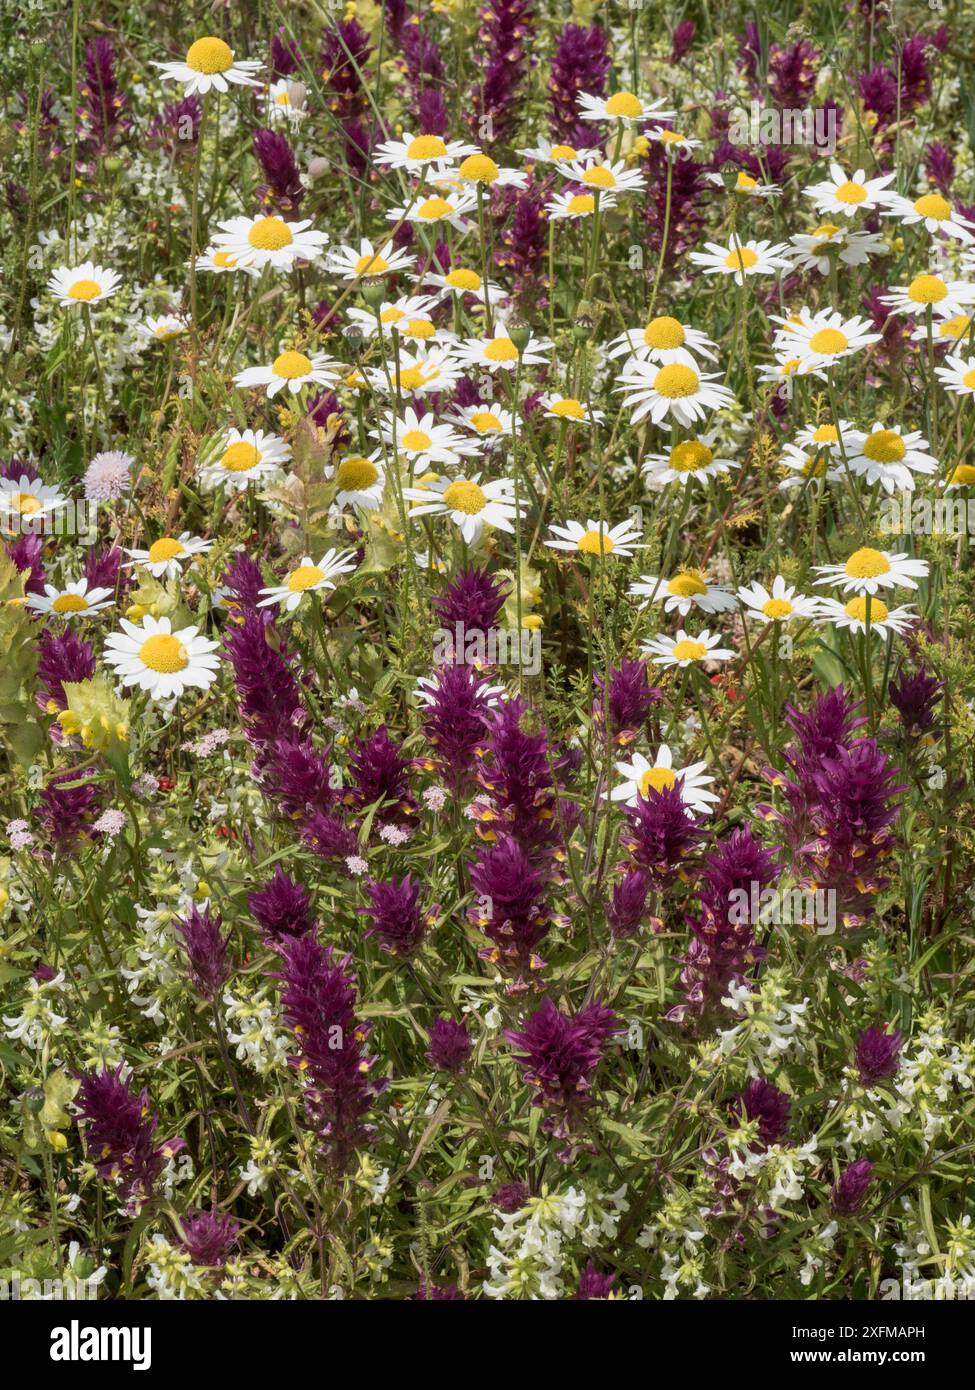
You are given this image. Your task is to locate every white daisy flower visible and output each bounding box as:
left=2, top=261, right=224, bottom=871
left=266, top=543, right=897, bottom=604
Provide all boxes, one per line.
left=756, top=353, right=821, bottom=388
left=233, top=349, right=340, bottom=398
left=326, top=239, right=415, bottom=282
left=606, top=316, right=718, bottom=366
left=628, top=568, right=736, bottom=617
left=210, top=215, right=327, bottom=271
left=387, top=189, right=477, bottom=234
left=539, top=395, right=605, bottom=426
left=801, top=161, right=896, bottom=218
left=152, top=36, right=262, bottom=96
left=403, top=473, right=522, bottom=544
left=705, top=169, right=781, bottom=198
left=646, top=127, right=705, bottom=157
left=375, top=408, right=480, bottom=470
left=415, top=266, right=504, bottom=309
left=327, top=452, right=386, bottom=511
left=454, top=324, right=552, bottom=372
left=518, top=137, right=602, bottom=165
left=48, top=262, right=122, bottom=307
left=449, top=152, right=527, bottom=189
left=26, top=578, right=114, bottom=619
left=779, top=308, right=881, bottom=373
left=688, top=237, right=792, bottom=282
left=816, top=595, right=916, bottom=640
left=787, top=223, right=887, bottom=274
left=944, top=463, right=975, bottom=491
left=793, top=421, right=854, bottom=456
left=366, top=346, right=463, bottom=398
left=777, top=442, right=845, bottom=492
left=642, top=437, right=738, bottom=487
left=451, top=404, right=515, bottom=439
left=616, top=359, right=736, bottom=426
left=736, top=577, right=821, bottom=623
left=813, top=547, right=929, bottom=596
left=194, top=247, right=261, bottom=279
left=258, top=549, right=359, bottom=612
left=881, top=273, right=975, bottom=319
left=845, top=424, right=938, bottom=494
left=122, top=532, right=212, bottom=579
left=641, top=628, right=736, bottom=669
left=198, top=428, right=291, bottom=491
left=934, top=353, right=975, bottom=397
left=883, top=191, right=975, bottom=243
left=346, top=293, right=440, bottom=342
left=103, top=615, right=220, bottom=700
left=265, top=79, right=307, bottom=127
left=609, top=744, right=719, bottom=814
left=552, top=157, right=646, bottom=195
left=372, top=132, right=478, bottom=173
left=0, top=475, right=68, bottom=521
left=576, top=90, right=675, bottom=125
left=544, top=517, right=644, bottom=558
left=545, top=188, right=617, bottom=220
left=910, top=310, right=975, bottom=346
left=140, top=314, right=188, bottom=342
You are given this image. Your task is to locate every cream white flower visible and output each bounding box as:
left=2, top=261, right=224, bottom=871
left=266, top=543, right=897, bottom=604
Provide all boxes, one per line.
left=26, top=578, right=114, bottom=619
left=122, top=532, right=212, bottom=579
left=366, top=346, right=463, bottom=398
left=403, top=473, right=522, bottom=543
left=576, top=90, right=674, bottom=125
left=210, top=215, right=327, bottom=271
left=372, top=132, right=478, bottom=172
left=777, top=308, right=881, bottom=373
left=642, top=628, right=736, bottom=668
left=736, top=577, right=820, bottom=623
left=552, top=157, right=646, bottom=195
left=813, top=547, right=929, bottom=596
left=787, top=223, right=887, bottom=274
left=801, top=162, right=896, bottom=218
left=140, top=314, right=188, bottom=342
left=415, top=265, right=504, bottom=309
left=103, top=615, right=220, bottom=700
left=327, top=452, right=386, bottom=511
left=777, top=442, right=845, bottom=491
left=539, top=395, right=605, bottom=426
left=609, top=745, right=719, bottom=814
left=911, top=310, right=975, bottom=346
left=845, top=424, right=938, bottom=494
left=455, top=324, right=552, bottom=372
left=934, top=353, right=975, bottom=397
left=449, top=152, right=527, bottom=188
left=705, top=169, right=781, bottom=198
left=544, top=517, right=643, bottom=558
left=194, top=247, right=261, bottom=279
left=816, top=595, right=916, bottom=640
left=881, top=273, right=975, bottom=319
left=387, top=189, right=477, bottom=233
left=545, top=189, right=617, bottom=220
left=326, top=238, right=415, bottom=282
left=883, top=191, right=975, bottom=243
left=793, top=420, right=854, bottom=456
left=346, top=294, right=440, bottom=342
left=48, top=262, right=122, bottom=307
left=152, top=36, right=262, bottom=96
left=518, top=137, right=602, bottom=165
left=646, top=127, right=704, bottom=157
left=233, top=349, right=339, bottom=398
left=617, top=360, right=736, bottom=426
left=688, top=237, right=791, bottom=283
left=451, top=403, right=515, bottom=439
left=0, top=474, right=68, bottom=521
left=629, top=568, right=736, bottom=617
left=642, top=437, right=738, bottom=487
left=607, top=316, right=718, bottom=366
left=198, top=428, right=291, bottom=491
left=258, top=549, right=359, bottom=612
left=375, top=407, right=480, bottom=469
left=265, top=79, right=307, bottom=127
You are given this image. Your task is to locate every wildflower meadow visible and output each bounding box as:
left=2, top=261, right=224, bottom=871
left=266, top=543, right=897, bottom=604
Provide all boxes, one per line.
left=4, top=0, right=975, bottom=1324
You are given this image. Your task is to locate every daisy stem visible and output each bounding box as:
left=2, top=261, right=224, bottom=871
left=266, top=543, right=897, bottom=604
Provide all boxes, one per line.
left=648, top=157, right=673, bottom=318
left=189, top=96, right=209, bottom=337
left=476, top=185, right=493, bottom=334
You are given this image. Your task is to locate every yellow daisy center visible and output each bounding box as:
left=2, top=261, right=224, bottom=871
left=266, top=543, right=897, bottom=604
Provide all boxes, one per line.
left=445, top=268, right=481, bottom=291
left=354, top=252, right=389, bottom=275
left=938, top=314, right=971, bottom=339
left=213, top=251, right=238, bottom=268
left=470, top=411, right=503, bottom=433
left=272, top=350, right=312, bottom=379
left=221, top=441, right=261, bottom=472
left=567, top=193, right=596, bottom=215
left=659, top=130, right=686, bottom=145
left=337, top=457, right=379, bottom=490
left=582, top=165, right=616, bottom=189
left=10, top=492, right=41, bottom=514
left=780, top=358, right=801, bottom=376
left=669, top=440, right=712, bottom=472
left=605, top=92, right=643, bottom=118
left=287, top=564, right=325, bottom=593
left=549, top=398, right=585, bottom=419
left=949, top=464, right=975, bottom=486
left=762, top=597, right=794, bottom=619
left=811, top=424, right=839, bottom=443
left=813, top=223, right=842, bottom=239
left=147, top=538, right=185, bottom=563
left=655, top=364, right=700, bottom=398
left=667, top=571, right=708, bottom=598
left=247, top=217, right=293, bottom=251
left=644, top=315, right=685, bottom=349
left=963, top=369, right=975, bottom=390
left=862, top=429, right=906, bottom=463
left=274, top=91, right=290, bottom=106
left=724, top=246, right=759, bottom=270
left=577, top=530, right=614, bottom=555
left=185, top=38, right=233, bottom=75
left=913, top=193, right=951, bottom=220
left=417, top=197, right=453, bottom=220
left=67, top=279, right=102, bottom=301
left=401, top=429, right=432, bottom=451
left=907, top=274, right=948, bottom=304
left=808, top=327, right=849, bottom=355
left=844, top=547, right=891, bottom=579
left=736, top=172, right=758, bottom=189
left=670, top=639, right=707, bottom=662
left=139, top=634, right=189, bottom=673
left=550, top=144, right=578, bottom=159
left=380, top=306, right=405, bottom=323
left=484, top=337, right=518, bottom=363
left=801, top=454, right=827, bottom=478
left=835, top=180, right=867, bottom=204
left=459, top=154, right=499, bottom=183
left=442, top=480, right=487, bottom=514
left=52, top=593, right=88, bottom=614
left=406, top=135, right=447, bottom=160
left=844, top=596, right=889, bottom=622
left=639, top=766, right=677, bottom=796
left=404, top=318, right=435, bottom=339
